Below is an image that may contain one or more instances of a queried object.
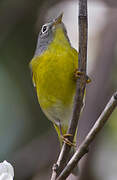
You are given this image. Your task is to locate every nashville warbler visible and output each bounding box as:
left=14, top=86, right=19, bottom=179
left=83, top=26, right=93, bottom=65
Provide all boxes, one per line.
left=29, top=13, right=84, bottom=175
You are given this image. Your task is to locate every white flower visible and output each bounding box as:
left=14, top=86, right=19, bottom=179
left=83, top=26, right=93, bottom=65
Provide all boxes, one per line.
left=0, top=161, right=14, bottom=180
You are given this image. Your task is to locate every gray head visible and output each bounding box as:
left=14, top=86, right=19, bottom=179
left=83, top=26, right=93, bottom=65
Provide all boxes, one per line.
left=34, top=13, right=70, bottom=57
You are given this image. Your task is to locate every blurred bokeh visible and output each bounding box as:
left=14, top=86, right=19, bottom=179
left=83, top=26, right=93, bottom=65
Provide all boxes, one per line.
left=0, top=0, right=117, bottom=179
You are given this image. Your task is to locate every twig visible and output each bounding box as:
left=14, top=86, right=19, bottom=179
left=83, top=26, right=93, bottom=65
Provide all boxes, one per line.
left=51, top=0, right=88, bottom=179
left=57, top=92, right=117, bottom=180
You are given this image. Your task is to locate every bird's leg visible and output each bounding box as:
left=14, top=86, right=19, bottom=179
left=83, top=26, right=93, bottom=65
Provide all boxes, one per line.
left=58, top=121, right=76, bottom=147
left=74, top=69, right=91, bottom=83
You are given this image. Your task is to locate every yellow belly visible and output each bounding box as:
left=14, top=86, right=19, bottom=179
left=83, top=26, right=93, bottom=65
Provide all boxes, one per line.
left=30, top=44, right=78, bottom=127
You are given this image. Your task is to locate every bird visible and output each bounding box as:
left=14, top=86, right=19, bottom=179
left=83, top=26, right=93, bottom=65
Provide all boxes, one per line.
left=29, top=13, right=88, bottom=175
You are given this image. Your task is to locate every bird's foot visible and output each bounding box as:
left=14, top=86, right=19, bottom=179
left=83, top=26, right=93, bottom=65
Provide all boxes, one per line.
left=86, top=75, right=91, bottom=83
left=61, top=134, right=76, bottom=147
left=74, top=69, right=91, bottom=83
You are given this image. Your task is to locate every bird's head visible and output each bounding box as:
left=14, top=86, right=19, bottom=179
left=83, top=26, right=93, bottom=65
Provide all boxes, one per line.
left=34, top=13, right=70, bottom=57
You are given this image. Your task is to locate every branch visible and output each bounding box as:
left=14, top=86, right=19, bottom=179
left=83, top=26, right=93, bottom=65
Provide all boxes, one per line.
left=67, top=0, right=88, bottom=146
left=57, top=92, right=117, bottom=179
left=51, top=0, right=88, bottom=179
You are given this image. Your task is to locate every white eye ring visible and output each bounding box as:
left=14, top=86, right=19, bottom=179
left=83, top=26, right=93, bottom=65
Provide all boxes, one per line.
left=41, top=25, right=48, bottom=34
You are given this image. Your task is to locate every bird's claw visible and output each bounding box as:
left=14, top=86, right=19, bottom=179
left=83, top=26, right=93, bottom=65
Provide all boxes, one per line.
left=74, top=69, right=91, bottom=83
left=61, top=134, right=76, bottom=147
left=86, top=75, right=91, bottom=83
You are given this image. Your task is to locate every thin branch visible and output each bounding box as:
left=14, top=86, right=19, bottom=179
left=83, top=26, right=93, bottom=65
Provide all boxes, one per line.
left=51, top=0, right=88, bottom=179
left=67, top=0, right=88, bottom=146
left=57, top=91, right=117, bottom=180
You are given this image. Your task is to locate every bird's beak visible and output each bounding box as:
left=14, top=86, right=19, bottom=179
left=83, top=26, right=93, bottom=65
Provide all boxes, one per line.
left=53, top=13, right=63, bottom=26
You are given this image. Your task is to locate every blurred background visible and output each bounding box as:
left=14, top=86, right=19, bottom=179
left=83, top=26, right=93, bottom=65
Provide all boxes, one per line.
left=0, top=0, right=117, bottom=179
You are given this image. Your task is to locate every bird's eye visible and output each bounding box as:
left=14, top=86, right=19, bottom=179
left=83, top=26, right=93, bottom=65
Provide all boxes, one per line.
left=42, top=25, right=48, bottom=33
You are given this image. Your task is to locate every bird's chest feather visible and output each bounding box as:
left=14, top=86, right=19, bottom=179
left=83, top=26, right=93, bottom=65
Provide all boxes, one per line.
left=31, top=47, right=77, bottom=109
